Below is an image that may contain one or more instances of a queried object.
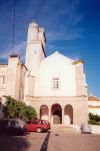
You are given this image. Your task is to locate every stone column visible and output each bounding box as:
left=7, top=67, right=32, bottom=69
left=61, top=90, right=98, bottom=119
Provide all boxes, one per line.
left=48, top=107, right=51, bottom=123
left=37, top=108, right=40, bottom=119
left=62, top=107, right=64, bottom=124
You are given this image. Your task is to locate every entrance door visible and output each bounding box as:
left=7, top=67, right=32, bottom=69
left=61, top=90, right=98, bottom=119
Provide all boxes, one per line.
left=53, top=110, right=62, bottom=124
left=51, top=104, right=62, bottom=124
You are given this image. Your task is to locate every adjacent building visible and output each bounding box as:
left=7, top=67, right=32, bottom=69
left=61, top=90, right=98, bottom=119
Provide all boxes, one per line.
left=88, top=95, right=100, bottom=115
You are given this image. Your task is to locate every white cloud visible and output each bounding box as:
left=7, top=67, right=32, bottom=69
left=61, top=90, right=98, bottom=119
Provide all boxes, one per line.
left=0, top=41, right=26, bottom=61
left=47, top=30, right=81, bottom=42
left=0, top=0, right=84, bottom=61
left=17, top=0, right=84, bottom=42
left=34, top=0, right=83, bottom=42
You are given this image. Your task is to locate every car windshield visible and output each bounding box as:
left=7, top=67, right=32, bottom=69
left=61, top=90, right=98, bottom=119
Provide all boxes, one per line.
left=32, top=121, right=38, bottom=124
left=26, top=121, right=31, bottom=124
left=45, top=121, right=49, bottom=124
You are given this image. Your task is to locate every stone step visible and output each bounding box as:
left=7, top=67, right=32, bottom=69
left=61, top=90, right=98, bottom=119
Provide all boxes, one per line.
left=51, top=124, right=80, bottom=133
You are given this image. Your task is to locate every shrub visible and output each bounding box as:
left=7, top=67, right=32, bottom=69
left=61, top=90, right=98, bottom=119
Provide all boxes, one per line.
left=88, top=113, right=100, bottom=125
left=88, top=119, right=100, bottom=125
left=4, top=96, right=37, bottom=121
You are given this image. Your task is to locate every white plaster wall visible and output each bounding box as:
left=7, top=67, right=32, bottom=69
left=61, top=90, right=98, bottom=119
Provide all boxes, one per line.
left=6, top=57, right=19, bottom=98
left=27, top=22, right=38, bottom=43
left=0, top=65, right=8, bottom=97
left=5, top=56, right=27, bottom=100
left=38, top=29, right=45, bottom=47
left=88, top=100, right=100, bottom=115
left=41, top=115, right=49, bottom=121
left=75, top=63, right=86, bottom=96
left=19, top=65, right=27, bottom=100
left=25, top=42, right=45, bottom=75
left=24, top=71, right=35, bottom=99
left=88, top=101, right=100, bottom=106
left=92, top=125, right=100, bottom=134
left=64, top=115, right=71, bottom=125
left=25, top=22, right=46, bottom=76
left=34, top=52, right=76, bottom=96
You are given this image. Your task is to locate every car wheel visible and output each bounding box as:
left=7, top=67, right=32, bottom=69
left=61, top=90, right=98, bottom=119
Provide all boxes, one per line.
left=37, top=128, right=42, bottom=133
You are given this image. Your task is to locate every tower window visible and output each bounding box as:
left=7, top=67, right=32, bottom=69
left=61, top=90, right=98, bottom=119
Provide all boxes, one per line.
left=0, top=76, right=5, bottom=84
left=53, top=77, right=60, bottom=89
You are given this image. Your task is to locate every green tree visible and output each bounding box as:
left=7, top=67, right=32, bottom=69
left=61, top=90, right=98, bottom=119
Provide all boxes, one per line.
left=4, top=96, right=37, bottom=121
left=88, top=113, right=100, bottom=125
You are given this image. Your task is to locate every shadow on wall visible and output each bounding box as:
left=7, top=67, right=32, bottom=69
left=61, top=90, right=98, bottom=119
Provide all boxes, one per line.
left=0, top=133, right=30, bottom=151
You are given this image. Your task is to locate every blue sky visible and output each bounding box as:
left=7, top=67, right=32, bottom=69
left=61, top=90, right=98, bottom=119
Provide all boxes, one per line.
left=0, top=0, right=100, bottom=97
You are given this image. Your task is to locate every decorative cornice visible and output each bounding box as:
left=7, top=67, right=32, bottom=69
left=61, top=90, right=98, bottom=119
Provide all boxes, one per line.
left=25, top=95, right=88, bottom=101
left=88, top=105, right=100, bottom=109
left=9, top=55, right=20, bottom=59
left=0, top=64, right=8, bottom=66
left=72, top=59, right=85, bottom=65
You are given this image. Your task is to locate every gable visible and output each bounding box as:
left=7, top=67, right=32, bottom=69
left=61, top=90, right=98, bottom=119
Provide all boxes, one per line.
left=40, top=51, right=74, bottom=68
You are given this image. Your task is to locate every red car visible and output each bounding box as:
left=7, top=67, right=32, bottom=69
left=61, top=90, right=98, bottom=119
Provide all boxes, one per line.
left=26, top=120, right=51, bottom=132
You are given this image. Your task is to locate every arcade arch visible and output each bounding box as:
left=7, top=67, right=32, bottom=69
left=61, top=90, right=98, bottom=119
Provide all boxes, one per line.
left=64, top=104, right=73, bottom=125
left=51, top=104, right=62, bottom=124
left=40, top=105, right=48, bottom=121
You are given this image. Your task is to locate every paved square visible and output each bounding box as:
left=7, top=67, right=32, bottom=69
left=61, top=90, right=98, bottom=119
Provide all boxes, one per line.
left=0, top=131, right=100, bottom=151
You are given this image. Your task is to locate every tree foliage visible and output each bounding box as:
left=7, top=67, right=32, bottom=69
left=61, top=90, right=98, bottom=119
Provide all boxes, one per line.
left=4, top=96, right=37, bottom=121
left=88, top=113, right=100, bottom=125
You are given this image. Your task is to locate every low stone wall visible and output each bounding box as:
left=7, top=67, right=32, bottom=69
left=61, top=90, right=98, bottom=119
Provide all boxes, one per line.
left=73, top=124, right=100, bottom=134
left=92, top=125, right=100, bottom=134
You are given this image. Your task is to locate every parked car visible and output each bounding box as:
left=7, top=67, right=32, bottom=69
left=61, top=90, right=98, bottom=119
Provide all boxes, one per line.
left=26, top=119, right=51, bottom=132
left=0, top=119, right=27, bottom=135
left=80, top=123, right=92, bottom=134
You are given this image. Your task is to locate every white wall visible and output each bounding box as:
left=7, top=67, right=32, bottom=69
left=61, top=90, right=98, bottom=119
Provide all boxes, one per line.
left=88, top=101, right=100, bottom=115
left=0, top=65, right=8, bottom=97
left=34, top=52, right=76, bottom=96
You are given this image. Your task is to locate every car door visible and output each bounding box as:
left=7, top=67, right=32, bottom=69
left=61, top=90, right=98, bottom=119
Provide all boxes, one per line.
left=31, top=120, right=38, bottom=131
left=39, top=120, right=44, bottom=129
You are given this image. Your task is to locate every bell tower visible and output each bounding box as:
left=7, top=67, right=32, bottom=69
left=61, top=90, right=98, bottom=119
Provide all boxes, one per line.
left=25, top=21, right=46, bottom=75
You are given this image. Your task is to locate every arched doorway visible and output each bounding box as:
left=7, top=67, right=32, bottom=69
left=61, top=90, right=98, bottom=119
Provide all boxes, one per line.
left=51, top=104, right=62, bottom=124
left=40, top=105, right=48, bottom=121
left=64, top=105, right=73, bottom=125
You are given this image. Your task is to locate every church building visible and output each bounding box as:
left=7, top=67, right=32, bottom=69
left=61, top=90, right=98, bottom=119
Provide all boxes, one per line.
left=0, top=21, right=88, bottom=125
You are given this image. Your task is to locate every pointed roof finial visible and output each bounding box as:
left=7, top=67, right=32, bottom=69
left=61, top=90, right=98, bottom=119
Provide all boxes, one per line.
left=29, top=20, right=38, bottom=27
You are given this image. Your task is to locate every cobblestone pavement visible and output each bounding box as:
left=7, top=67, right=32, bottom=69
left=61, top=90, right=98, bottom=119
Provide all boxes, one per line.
left=0, top=131, right=100, bottom=151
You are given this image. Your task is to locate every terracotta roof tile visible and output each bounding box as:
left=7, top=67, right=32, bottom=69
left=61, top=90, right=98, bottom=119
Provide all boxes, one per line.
left=88, top=96, right=99, bottom=101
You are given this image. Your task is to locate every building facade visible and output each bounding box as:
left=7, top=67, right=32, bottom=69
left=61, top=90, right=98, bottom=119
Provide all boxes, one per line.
left=88, top=95, right=100, bottom=115
left=0, top=21, right=88, bottom=125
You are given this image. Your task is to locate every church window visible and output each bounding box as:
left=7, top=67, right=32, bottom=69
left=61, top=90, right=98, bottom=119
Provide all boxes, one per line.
left=53, top=77, right=60, bottom=89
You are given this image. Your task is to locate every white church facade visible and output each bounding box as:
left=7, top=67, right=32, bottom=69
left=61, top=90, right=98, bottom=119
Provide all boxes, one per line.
left=0, top=21, right=89, bottom=125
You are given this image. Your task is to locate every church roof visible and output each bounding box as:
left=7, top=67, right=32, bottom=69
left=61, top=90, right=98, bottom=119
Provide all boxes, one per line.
left=88, top=95, right=99, bottom=101
left=42, top=51, right=74, bottom=63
